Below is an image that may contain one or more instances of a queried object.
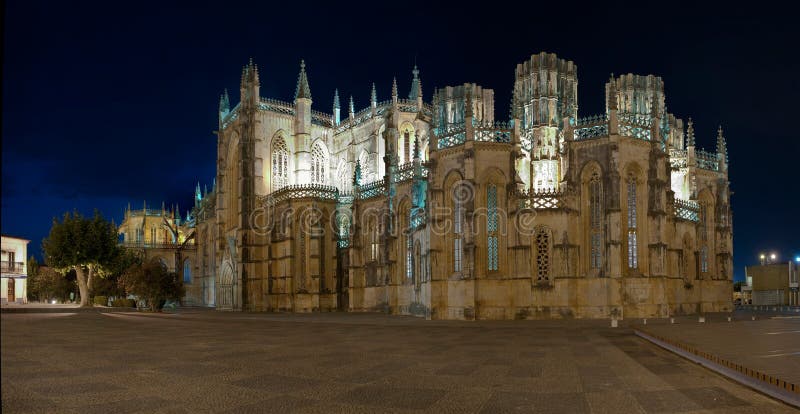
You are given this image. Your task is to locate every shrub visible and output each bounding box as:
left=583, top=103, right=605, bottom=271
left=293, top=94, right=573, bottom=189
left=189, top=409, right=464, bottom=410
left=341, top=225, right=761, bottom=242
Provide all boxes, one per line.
left=93, top=295, right=108, bottom=306
left=112, top=298, right=136, bottom=308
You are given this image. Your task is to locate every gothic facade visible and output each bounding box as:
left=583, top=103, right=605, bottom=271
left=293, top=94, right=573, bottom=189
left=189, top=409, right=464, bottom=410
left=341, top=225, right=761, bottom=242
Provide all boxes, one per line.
left=187, top=52, right=733, bottom=319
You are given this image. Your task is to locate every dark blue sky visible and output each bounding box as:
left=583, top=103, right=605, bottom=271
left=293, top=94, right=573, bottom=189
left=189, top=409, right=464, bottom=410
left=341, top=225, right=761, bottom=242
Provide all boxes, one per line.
left=3, top=1, right=798, bottom=279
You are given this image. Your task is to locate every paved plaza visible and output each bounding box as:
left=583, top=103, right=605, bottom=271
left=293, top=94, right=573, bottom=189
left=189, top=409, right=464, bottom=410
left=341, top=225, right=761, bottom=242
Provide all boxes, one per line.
left=1, top=310, right=797, bottom=413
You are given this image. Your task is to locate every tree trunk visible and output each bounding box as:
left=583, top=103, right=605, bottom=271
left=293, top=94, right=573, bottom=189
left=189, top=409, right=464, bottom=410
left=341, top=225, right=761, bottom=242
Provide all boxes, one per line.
left=76, top=267, right=90, bottom=307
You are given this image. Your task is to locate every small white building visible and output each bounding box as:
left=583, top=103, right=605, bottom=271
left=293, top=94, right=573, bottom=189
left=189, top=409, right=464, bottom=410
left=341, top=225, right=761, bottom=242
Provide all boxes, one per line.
left=1, top=235, right=29, bottom=304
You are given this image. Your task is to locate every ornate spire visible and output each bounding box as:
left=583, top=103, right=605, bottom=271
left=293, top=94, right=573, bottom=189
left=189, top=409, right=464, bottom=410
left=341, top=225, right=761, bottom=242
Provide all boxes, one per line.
left=391, top=77, right=398, bottom=100
left=219, top=89, right=230, bottom=113
left=408, top=65, right=421, bottom=100
left=349, top=95, right=355, bottom=114
left=294, top=59, right=311, bottom=100
left=333, top=89, right=340, bottom=109
left=241, top=58, right=259, bottom=87
left=607, top=73, right=618, bottom=111
left=195, top=182, right=202, bottom=201
left=716, top=125, right=727, bottom=156
left=371, top=83, right=377, bottom=105
left=686, top=117, right=695, bottom=147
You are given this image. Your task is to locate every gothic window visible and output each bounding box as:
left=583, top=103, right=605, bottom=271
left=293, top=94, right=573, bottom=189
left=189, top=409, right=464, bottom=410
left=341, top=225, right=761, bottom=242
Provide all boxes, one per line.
left=454, top=197, right=463, bottom=273
left=311, top=142, right=327, bottom=184
left=536, top=228, right=550, bottom=282
left=183, top=259, right=192, bottom=284
left=370, top=221, right=379, bottom=262
left=271, top=137, right=289, bottom=191
left=414, top=241, right=421, bottom=286
left=406, top=232, right=413, bottom=281
left=700, top=204, right=709, bottom=274
left=359, top=151, right=374, bottom=183
left=487, top=184, right=499, bottom=271
left=150, top=228, right=156, bottom=245
left=627, top=175, right=638, bottom=269
left=589, top=172, right=603, bottom=270
left=337, top=161, right=352, bottom=193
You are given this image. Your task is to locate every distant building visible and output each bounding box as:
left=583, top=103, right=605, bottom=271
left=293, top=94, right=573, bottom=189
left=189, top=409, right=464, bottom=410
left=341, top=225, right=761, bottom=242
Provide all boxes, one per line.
left=117, top=203, right=201, bottom=305
left=1, top=235, right=29, bottom=304
left=744, top=262, right=799, bottom=306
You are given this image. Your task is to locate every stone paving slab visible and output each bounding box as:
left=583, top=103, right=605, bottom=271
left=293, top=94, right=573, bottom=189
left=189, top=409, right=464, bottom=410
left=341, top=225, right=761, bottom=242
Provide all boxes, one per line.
left=635, top=317, right=800, bottom=390
left=2, top=312, right=798, bottom=413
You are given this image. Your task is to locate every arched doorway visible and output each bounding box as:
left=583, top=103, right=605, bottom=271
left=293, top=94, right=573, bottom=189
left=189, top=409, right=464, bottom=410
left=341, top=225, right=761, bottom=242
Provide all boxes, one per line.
left=218, top=262, right=234, bottom=310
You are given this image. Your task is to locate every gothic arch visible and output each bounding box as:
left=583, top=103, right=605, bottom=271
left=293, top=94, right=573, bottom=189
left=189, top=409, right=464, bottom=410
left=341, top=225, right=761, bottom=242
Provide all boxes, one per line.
left=270, top=131, right=292, bottom=191
left=534, top=226, right=553, bottom=284
left=310, top=140, right=330, bottom=184
left=580, top=161, right=604, bottom=276
left=218, top=260, right=234, bottom=310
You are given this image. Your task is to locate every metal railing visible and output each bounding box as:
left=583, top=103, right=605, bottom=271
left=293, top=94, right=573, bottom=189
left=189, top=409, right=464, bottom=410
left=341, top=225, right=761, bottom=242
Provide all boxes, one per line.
left=1, top=261, right=25, bottom=273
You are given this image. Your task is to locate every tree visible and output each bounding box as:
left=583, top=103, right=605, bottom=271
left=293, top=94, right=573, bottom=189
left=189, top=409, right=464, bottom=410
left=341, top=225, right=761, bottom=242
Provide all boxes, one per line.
left=119, top=258, right=184, bottom=312
left=42, top=210, right=119, bottom=307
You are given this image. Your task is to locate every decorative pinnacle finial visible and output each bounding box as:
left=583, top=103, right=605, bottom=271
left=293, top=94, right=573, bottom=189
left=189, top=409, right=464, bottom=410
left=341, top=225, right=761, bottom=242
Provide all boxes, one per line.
left=333, top=88, right=340, bottom=109
left=392, top=77, right=398, bottom=99
left=294, top=59, right=312, bottom=100
left=717, top=125, right=726, bottom=153
left=686, top=117, right=695, bottom=147
left=371, top=83, right=377, bottom=104
left=608, top=74, right=618, bottom=111
left=409, top=65, right=421, bottom=100
left=349, top=96, right=355, bottom=114
left=219, top=88, right=230, bottom=113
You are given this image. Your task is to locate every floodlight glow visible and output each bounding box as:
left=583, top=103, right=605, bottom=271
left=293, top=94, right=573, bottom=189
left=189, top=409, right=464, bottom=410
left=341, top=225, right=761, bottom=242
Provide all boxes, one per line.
left=795, top=256, right=800, bottom=263
left=770, top=253, right=777, bottom=260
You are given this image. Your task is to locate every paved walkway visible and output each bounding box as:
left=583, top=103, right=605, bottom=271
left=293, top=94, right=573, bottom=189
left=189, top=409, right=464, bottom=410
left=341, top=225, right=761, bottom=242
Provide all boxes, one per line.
left=2, top=312, right=797, bottom=413
left=634, top=316, right=800, bottom=402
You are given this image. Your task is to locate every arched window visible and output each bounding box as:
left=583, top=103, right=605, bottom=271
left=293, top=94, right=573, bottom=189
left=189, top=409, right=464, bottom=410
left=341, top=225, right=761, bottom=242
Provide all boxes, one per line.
left=337, top=161, right=352, bottom=193
left=487, top=184, right=499, bottom=271
left=271, top=136, right=289, bottom=191
left=590, top=172, right=603, bottom=270
left=536, top=228, right=550, bottom=282
left=626, top=175, right=638, bottom=269
left=414, top=241, right=421, bottom=286
left=359, top=151, right=374, bottom=183
left=699, top=203, right=709, bottom=274
left=370, top=220, right=379, bottom=262
left=311, top=142, right=327, bottom=184
left=183, top=259, right=192, bottom=284
left=454, top=196, right=463, bottom=273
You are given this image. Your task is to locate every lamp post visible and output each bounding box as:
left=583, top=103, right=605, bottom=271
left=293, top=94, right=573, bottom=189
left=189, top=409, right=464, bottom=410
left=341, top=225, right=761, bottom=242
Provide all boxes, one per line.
left=759, top=253, right=766, bottom=265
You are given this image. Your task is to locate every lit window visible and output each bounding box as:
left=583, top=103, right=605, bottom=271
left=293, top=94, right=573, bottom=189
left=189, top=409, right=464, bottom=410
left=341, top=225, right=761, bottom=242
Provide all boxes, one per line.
left=487, top=185, right=498, bottom=271
left=272, top=137, right=289, bottom=191
left=590, top=172, right=603, bottom=270
left=627, top=175, right=638, bottom=269
left=454, top=197, right=463, bottom=273
left=311, top=142, right=327, bottom=184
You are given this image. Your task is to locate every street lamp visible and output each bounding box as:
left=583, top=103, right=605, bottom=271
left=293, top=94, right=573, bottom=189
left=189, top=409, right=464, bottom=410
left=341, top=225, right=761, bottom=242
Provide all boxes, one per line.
left=760, top=253, right=766, bottom=265
left=770, top=253, right=777, bottom=264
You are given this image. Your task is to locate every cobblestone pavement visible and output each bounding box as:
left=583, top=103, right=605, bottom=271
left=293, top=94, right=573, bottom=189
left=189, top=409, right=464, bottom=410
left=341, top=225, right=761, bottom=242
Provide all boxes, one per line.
left=1, top=311, right=796, bottom=413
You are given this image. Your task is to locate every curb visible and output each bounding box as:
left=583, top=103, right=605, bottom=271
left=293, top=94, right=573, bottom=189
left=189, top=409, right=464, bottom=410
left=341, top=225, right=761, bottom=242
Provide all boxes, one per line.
left=635, top=329, right=800, bottom=408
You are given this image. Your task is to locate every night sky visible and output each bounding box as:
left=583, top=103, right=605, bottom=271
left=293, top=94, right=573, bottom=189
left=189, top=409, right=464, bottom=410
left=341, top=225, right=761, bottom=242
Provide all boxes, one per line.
left=3, top=2, right=798, bottom=279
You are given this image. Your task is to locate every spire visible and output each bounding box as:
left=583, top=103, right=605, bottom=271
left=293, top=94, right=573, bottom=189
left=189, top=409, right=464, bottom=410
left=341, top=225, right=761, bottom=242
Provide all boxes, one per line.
left=333, top=89, right=340, bottom=109
left=371, top=83, right=377, bottom=106
left=240, top=58, right=259, bottom=87
left=219, top=89, right=230, bottom=114
left=294, top=59, right=311, bottom=100
left=408, top=65, right=421, bottom=100
left=686, top=118, right=695, bottom=147
left=391, top=77, right=398, bottom=102
left=349, top=95, right=355, bottom=115
left=607, top=73, right=618, bottom=111
left=716, top=125, right=727, bottom=156
left=195, top=182, right=202, bottom=201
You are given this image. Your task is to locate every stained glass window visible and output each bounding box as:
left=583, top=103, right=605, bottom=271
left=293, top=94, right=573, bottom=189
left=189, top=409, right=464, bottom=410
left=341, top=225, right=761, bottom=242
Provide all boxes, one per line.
left=590, top=172, right=603, bottom=270
left=272, top=137, right=289, bottom=191
left=487, top=185, right=498, bottom=271
left=454, top=197, right=463, bottom=272
left=627, top=175, right=638, bottom=269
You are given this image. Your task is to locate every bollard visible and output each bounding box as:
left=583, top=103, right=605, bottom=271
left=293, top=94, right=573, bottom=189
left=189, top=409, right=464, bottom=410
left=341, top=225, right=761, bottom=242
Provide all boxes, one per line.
left=752, top=316, right=756, bottom=321
left=643, top=318, right=647, bottom=325
left=611, top=318, right=618, bottom=328
left=699, top=316, right=705, bottom=323
left=727, top=316, right=731, bottom=322
left=670, top=317, right=675, bottom=324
